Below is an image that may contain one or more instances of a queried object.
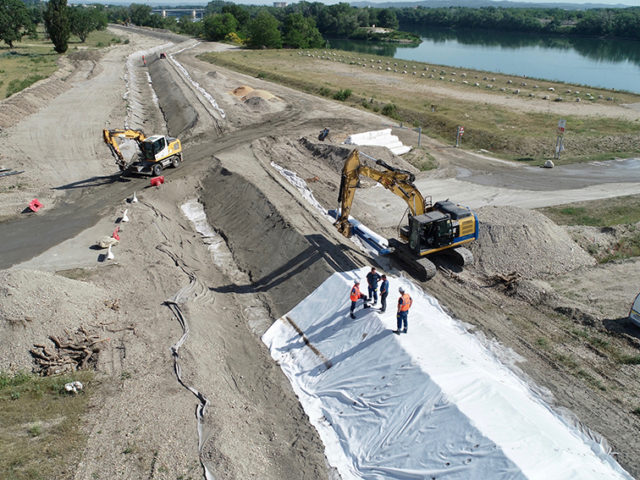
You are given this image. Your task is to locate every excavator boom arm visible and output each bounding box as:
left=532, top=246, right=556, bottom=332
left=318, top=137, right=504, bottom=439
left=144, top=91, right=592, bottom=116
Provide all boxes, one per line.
left=102, top=129, right=147, bottom=170
left=335, top=150, right=426, bottom=237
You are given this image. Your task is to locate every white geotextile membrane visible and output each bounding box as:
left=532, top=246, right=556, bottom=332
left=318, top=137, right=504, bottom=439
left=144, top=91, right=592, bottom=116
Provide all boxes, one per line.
left=168, top=42, right=226, bottom=119
left=271, top=162, right=334, bottom=221
left=344, top=128, right=412, bottom=155
left=262, top=267, right=631, bottom=480
left=180, top=200, right=234, bottom=270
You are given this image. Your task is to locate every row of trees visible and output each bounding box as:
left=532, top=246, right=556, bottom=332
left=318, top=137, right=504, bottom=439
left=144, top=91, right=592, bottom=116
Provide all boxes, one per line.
left=396, top=6, right=640, bottom=41
left=0, top=0, right=108, bottom=52
left=105, top=1, right=639, bottom=49
left=103, top=2, right=402, bottom=49
left=9, top=1, right=634, bottom=53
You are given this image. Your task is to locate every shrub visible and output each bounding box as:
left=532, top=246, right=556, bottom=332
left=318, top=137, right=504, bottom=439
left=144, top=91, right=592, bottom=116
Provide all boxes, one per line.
left=333, top=88, right=352, bottom=101
left=225, top=32, right=242, bottom=45
left=28, top=423, right=42, bottom=437
left=382, top=103, right=399, bottom=119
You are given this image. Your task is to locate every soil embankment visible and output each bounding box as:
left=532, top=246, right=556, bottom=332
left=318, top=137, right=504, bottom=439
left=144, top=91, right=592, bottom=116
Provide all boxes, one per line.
left=201, top=163, right=358, bottom=318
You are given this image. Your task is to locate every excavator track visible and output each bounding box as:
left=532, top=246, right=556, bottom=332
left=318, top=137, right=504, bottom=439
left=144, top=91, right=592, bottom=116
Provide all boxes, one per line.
left=443, top=246, right=474, bottom=266
left=388, top=239, right=437, bottom=282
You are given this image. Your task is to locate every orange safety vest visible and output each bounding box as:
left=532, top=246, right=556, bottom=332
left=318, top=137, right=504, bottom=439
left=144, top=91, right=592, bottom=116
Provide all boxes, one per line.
left=399, top=293, right=412, bottom=312
left=350, top=285, right=361, bottom=302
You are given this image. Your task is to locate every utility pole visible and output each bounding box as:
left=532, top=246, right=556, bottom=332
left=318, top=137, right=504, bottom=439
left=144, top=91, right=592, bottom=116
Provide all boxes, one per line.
left=554, top=119, right=566, bottom=159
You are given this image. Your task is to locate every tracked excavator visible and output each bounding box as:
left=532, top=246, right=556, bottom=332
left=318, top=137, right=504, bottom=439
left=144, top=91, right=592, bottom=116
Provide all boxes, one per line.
left=103, top=129, right=183, bottom=176
left=335, top=149, right=478, bottom=281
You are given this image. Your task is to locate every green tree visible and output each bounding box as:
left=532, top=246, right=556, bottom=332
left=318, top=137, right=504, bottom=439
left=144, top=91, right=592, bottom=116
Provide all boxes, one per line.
left=222, top=4, right=249, bottom=26
left=204, top=0, right=229, bottom=16
left=91, top=5, right=108, bottom=30
left=247, top=10, right=281, bottom=49
left=44, top=0, right=70, bottom=54
left=283, top=13, right=323, bottom=49
left=178, top=15, right=203, bottom=37
left=0, top=0, right=33, bottom=48
left=377, top=8, right=398, bottom=29
left=203, top=12, right=238, bottom=41
left=69, top=7, right=100, bottom=42
left=129, top=4, right=152, bottom=26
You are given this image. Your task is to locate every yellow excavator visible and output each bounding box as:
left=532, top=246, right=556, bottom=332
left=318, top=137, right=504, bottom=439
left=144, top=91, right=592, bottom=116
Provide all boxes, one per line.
left=103, top=129, right=183, bottom=176
left=335, top=149, right=478, bottom=280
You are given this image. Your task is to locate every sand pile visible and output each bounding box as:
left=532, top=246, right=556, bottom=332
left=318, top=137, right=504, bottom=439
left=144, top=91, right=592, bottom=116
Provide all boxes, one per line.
left=0, top=269, right=120, bottom=371
left=231, top=85, right=253, bottom=97
left=471, top=206, right=596, bottom=278
left=242, top=89, right=276, bottom=101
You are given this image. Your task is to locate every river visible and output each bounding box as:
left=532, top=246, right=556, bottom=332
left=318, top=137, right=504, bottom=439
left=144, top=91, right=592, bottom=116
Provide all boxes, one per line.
left=328, top=27, right=640, bottom=94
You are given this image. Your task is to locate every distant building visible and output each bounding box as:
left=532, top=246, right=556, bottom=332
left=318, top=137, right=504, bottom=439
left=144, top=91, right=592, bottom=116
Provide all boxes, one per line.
left=273, top=2, right=287, bottom=7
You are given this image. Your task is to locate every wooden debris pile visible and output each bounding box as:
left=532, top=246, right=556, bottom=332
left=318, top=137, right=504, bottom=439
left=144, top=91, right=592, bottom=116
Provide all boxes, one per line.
left=30, top=326, right=108, bottom=376
left=490, top=271, right=521, bottom=293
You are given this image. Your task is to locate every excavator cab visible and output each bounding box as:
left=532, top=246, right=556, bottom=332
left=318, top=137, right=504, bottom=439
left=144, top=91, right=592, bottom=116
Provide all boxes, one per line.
left=406, top=212, right=454, bottom=253
left=140, top=136, right=166, bottom=161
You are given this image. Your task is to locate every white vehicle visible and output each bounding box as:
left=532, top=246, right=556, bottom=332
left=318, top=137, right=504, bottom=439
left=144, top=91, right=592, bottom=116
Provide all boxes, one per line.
left=629, top=292, right=640, bottom=327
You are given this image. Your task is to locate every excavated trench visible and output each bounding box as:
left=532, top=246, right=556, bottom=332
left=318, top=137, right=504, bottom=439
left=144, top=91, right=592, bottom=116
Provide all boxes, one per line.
left=148, top=56, right=198, bottom=138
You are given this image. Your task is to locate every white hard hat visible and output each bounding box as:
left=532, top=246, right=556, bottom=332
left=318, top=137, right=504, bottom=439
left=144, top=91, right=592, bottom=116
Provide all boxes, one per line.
left=399, top=287, right=405, bottom=293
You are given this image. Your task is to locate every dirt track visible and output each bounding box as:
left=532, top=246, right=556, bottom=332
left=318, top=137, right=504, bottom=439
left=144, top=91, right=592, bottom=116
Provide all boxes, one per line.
left=2, top=26, right=640, bottom=479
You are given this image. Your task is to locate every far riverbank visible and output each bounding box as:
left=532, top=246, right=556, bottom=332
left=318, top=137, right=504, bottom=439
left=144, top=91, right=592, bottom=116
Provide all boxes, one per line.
left=329, top=27, right=640, bottom=94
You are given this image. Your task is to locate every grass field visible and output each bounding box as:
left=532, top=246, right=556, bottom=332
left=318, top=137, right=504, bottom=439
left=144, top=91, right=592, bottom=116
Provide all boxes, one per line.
left=0, top=371, right=94, bottom=480
left=539, top=195, right=640, bottom=262
left=540, top=195, right=640, bottom=227
left=200, top=49, right=640, bottom=164
left=0, top=27, right=124, bottom=99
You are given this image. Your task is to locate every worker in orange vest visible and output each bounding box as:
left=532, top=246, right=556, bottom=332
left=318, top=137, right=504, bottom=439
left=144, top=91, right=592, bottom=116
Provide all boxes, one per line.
left=349, top=280, right=368, bottom=319
left=394, top=287, right=412, bottom=334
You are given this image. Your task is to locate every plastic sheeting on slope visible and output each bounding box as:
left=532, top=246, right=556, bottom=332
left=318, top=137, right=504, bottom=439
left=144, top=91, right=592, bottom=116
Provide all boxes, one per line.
left=344, top=128, right=412, bottom=156
left=262, top=267, right=632, bottom=480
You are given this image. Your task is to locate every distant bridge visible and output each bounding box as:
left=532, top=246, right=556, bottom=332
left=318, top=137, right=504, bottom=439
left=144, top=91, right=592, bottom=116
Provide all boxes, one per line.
left=151, top=8, right=205, bottom=20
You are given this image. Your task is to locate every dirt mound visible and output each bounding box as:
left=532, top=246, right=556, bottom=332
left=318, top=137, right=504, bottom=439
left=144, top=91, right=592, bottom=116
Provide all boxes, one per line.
left=242, top=89, right=276, bottom=101
left=298, top=136, right=416, bottom=175
left=0, top=269, right=119, bottom=372
left=68, top=49, right=102, bottom=62
left=244, top=96, right=272, bottom=112
left=200, top=162, right=357, bottom=317
left=231, top=85, right=253, bottom=97
left=471, top=206, right=596, bottom=278
left=298, top=137, right=353, bottom=173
